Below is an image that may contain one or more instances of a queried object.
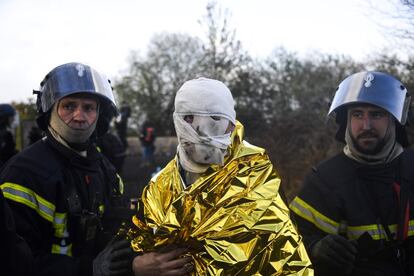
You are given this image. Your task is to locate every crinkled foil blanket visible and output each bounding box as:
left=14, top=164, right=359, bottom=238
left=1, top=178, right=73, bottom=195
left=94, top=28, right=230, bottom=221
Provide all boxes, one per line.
left=127, top=122, right=312, bottom=275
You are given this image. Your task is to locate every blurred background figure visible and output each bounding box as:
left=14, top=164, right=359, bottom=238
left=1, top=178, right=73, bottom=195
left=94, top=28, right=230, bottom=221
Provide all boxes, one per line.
left=97, top=119, right=127, bottom=174
left=27, top=125, right=44, bottom=145
left=0, top=103, right=19, bottom=166
left=115, top=101, right=131, bottom=150
left=139, top=120, right=156, bottom=166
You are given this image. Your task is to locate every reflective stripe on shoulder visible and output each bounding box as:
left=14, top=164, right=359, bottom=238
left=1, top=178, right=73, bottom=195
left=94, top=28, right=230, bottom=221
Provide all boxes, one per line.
left=116, top=173, right=124, bottom=195
left=290, top=196, right=339, bottom=234
left=1, top=182, right=55, bottom=223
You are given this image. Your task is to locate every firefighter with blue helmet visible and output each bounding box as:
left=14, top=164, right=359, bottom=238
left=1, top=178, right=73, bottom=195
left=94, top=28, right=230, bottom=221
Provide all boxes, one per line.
left=290, top=71, right=414, bottom=275
left=0, top=62, right=134, bottom=276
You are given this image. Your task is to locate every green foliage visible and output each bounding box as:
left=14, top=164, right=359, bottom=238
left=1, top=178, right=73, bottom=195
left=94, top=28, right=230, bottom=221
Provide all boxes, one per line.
left=12, top=99, right=37, bottom=120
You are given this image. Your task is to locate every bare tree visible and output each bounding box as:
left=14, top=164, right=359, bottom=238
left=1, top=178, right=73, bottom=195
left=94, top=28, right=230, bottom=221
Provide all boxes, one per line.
left=198, top=1, right=248, bottom=81
left=114, top=1, right=249, bottom=135
left=367, top=0, right=414, bottom=51
left=114, top=33, right=205, bottom=135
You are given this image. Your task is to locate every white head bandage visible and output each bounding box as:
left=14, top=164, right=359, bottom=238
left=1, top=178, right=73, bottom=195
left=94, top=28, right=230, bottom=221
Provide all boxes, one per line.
left=174, top=77, right=236, bottom=124
left=173, top=78, right=236, bottom=173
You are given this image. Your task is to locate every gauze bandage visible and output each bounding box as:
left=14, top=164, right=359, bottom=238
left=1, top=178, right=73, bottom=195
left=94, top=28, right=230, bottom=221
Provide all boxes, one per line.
left=174, top=114, right=231, bottom=168
left=174, top=78, right=236, bottom=173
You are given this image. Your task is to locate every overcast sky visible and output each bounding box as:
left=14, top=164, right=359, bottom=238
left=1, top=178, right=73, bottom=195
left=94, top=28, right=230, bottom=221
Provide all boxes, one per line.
left=0, top=0, right=402, bottom=103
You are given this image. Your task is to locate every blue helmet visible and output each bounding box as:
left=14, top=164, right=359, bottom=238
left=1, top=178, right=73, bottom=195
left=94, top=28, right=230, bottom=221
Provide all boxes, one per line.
left=35, top=62, right=118, bottom=136
left=0, top=104, right=16, bottom=118
left=329, top=71, right=410, bottom=124
left=0, top=104, right=17, bottom=127
left=328, top=71, right=411, bottom=145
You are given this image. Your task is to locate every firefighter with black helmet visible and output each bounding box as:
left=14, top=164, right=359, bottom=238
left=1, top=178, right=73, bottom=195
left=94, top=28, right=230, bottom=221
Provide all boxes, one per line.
left=0, top=103, right=18, bottom=166
left=0, top=62, right=134, bottom=276
left=290, top=71, right=414, bottom=275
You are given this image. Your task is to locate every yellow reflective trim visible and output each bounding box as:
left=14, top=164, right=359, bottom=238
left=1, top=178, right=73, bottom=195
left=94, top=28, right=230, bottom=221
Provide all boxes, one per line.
left=99, top=204, right=105, bottom=214
left=1, top=182, right=55, bottom=222
left=290, top=197, right=339, bottom=234
left=408, top=220, right=414, bottom=237
left=96, top=146, right=101, bottom=152
left=54, top=212, right=66, bottom=224
left=1, top=183, right=55, bottom=210
left=52, top=243, right=73, bottom=257
left=340, top=220, right=414, bottom=240
left=53, top=212, right=68, bottom=238
left=291, top=198, right=414, bottom=240
left=347, top=224, right=395, bottom=240
left=117, top=174, right=124, bottom=195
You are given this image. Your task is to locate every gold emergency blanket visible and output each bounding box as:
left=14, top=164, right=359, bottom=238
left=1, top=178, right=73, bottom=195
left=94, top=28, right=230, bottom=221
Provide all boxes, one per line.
left=128, top=122, right=313, bottom=275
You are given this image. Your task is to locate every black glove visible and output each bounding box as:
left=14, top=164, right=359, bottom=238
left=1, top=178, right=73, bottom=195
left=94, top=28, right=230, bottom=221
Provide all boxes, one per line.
left=311, top=234, right=358, bottom=274
left=93, top=235, right=134, bottom=276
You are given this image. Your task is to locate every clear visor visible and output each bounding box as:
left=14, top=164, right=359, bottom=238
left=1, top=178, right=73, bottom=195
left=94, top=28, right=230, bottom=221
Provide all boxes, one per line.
left=40, top=63, right=116, bottom=113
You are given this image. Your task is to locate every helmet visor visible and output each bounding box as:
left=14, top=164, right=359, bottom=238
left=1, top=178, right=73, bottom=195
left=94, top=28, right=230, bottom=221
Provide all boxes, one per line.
left=40, top=63, right=115, bottom=113
left=328, top=71, right=408, bottom=124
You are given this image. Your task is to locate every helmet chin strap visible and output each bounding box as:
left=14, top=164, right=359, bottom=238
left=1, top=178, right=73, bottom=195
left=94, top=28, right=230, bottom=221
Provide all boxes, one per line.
left=49, top=102, right=98, bottom=144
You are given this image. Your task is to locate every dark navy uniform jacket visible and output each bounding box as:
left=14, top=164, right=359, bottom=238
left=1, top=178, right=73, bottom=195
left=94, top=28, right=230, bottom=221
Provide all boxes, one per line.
left=0, top=132, right=124, bottom=276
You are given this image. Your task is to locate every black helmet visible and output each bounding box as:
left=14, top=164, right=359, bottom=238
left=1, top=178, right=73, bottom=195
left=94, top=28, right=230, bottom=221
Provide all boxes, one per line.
left=34, top=62, right=118, bottom=136
left=328, top=71, right=410, bottom=145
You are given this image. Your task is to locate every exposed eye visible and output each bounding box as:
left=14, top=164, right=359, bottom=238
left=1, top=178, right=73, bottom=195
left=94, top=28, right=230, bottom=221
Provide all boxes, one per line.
left=211, top=116, right=221, bottom=121
left=350, top=111, right=363, bottom=119
left=62, top=103, right=77, bottom=111
left=83, top=104, right=97, bottom=113
left=184, top=115, right=194, bottom=123
left=371, top=111, right=386, bottom=119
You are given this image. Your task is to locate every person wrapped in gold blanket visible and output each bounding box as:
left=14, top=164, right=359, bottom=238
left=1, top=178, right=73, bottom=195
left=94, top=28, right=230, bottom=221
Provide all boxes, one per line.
left=128, top=78, right=313, bottom=275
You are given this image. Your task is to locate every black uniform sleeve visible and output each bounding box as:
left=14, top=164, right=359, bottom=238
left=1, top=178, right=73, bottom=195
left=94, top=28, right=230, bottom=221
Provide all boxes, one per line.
left=290, top=164, right=348, bottom=276
left=10, top=201, right=89, bottom=276
left=290, top=171, right=334, bottom=250
left=0, top=190, right=33, bottom=276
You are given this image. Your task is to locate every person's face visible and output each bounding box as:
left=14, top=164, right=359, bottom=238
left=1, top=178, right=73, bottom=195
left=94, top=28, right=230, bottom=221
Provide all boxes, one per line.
left=57, top=96, right=98, bottom=130
left=182, top=115, right=234, bottom=165
left=348, top=104, right=390, bottom=154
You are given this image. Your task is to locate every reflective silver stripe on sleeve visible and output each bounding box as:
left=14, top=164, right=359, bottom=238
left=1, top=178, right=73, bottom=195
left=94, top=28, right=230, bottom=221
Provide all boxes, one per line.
left=290, top=197, right=338, bottom=234
left=1, top=183, right=55, bottom=222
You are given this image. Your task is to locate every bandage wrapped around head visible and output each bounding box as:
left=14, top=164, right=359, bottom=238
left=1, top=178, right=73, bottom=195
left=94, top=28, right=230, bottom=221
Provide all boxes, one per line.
left=173, top=77, right=236, bottom=173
